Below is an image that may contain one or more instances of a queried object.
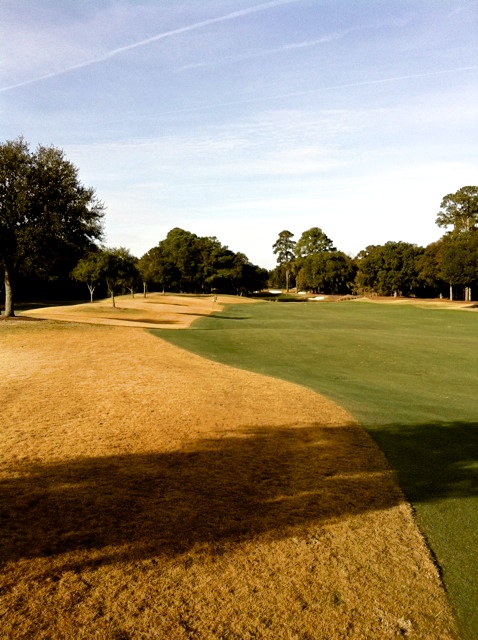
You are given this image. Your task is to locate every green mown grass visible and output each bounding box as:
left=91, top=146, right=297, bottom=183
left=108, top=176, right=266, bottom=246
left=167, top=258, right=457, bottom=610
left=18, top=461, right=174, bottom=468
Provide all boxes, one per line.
left=153, top=300, right=478, bottom=640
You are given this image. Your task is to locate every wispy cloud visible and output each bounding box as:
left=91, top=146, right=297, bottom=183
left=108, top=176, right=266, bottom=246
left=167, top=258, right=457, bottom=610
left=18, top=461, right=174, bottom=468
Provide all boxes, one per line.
left=140, top=65, right=478, bottom=118
left=1, top=0, right=299, bottom=92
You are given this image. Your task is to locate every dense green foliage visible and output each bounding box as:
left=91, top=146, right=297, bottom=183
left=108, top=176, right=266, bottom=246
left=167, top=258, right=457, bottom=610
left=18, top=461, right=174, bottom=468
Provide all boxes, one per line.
left=295, top=226, right=336, bottom=257
left=71, top=250, right=105, bottom=302
left=355, top=241, right=426, bottom=296
left=296, top=250, right=356, bottom=294
left=155, top=300, right=478, bottom=640
left=138, top=228, right=268, bottom=295
left=0, top=137, right=104, bottom=315
left=271, top=227, right=356, bottom=294
left=418, top=231, right=478, bottom=301
left=270, top=188, right=478, bottom=299
left=73, top=247, right=139, bottom=306
left=436, top=186, right=478, bottom=233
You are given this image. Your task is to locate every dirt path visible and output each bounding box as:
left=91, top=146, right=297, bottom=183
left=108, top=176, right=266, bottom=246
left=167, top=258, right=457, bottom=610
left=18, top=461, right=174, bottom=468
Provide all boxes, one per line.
left=0, top=299, right=457, bottom=639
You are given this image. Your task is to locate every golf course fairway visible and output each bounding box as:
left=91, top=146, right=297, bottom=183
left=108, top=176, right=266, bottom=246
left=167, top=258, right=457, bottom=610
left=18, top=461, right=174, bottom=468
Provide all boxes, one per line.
left=154, top=299, right=478, bottom=640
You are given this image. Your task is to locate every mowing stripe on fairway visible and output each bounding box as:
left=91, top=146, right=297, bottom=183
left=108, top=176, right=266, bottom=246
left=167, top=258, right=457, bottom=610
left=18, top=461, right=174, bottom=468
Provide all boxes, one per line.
left=152, top=300, right=478, bottom=640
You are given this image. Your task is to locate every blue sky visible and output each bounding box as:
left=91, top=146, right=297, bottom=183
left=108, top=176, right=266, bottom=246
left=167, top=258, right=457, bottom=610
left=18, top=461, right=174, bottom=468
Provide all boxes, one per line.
left=1, top=0, right=477, bottom=269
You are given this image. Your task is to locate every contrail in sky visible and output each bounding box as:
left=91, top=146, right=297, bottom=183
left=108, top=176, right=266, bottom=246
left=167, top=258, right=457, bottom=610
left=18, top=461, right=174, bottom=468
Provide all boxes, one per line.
left=1, top=0, right=299, bottom=92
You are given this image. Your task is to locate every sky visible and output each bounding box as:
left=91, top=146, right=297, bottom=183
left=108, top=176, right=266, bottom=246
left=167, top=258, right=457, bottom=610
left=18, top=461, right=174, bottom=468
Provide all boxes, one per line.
left=1, top=0, right=477, bottom=269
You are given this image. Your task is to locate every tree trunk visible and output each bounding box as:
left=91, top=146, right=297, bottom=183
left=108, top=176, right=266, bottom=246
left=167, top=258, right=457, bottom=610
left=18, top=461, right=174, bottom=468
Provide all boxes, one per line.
left=286, top=268, right=290, bottom=293
left=449, top=283, right=453, bottom=301
left=111, top=290, right=116, bottom=308
left=4, top=266, right=14, bottom=317
left=143, top=282, right=147, bottom=298
left=88, top=285, right=95, bottom=303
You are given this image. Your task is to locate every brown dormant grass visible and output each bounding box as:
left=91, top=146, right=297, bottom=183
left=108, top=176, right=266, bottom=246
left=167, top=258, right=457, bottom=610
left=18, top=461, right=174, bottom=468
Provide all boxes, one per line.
left=20, top=292, right=252, bottom=328
left=0, top=296, right=457, bottom=639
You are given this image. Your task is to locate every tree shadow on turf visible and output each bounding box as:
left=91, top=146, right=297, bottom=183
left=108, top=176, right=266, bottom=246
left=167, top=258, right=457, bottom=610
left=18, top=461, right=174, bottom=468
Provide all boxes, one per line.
left=366, top=421, right=478, bottom=503
left=1, top=424, right=399, bottom=568
left=1, top=421, right=476, bottom=570
left=366, top=421, right=478, bottom=640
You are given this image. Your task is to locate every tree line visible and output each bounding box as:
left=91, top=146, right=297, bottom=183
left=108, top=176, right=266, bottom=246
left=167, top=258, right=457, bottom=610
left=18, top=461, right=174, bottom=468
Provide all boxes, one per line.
left=1, top=137, right=477, bottom=316
left=271, top=186, right=478, bottom=300
left=72, top=228, right=269, bottom=307
left=0, top=138, right=269, bottom=315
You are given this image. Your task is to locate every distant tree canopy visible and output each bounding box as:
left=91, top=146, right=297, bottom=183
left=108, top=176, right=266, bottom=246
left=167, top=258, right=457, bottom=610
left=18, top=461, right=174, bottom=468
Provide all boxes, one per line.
left=100, top=247, right=139, bottom=307
left=0, top=137, right=104, bottom=315
left=431, top=186, right=478, bottom=300
left=297, top=251, right=356, bottom=295
left=282, top=186, right=478, bottom=300
left=436, top=186, right=478, bottom=234
left=72, top=247, right=139, bottom=307
left=293, top=227, right=352, bottom=294
left=419, top=231, right=478, bottom=301
left=272, top=230, right=296, bottom=291
left=355, top=242, right=425, bottom=297
left=71, top=249, right=105, bottom=303
left=2, top=145, right=476, bottom=309
left=138, top=228, right=268, bottom=296
left=270, top=227, right=354, bottom=294
left=295, top=227, right=336, bottom=258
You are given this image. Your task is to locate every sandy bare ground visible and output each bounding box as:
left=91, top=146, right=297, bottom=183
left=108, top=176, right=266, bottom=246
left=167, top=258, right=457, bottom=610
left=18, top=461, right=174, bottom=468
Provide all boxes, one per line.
left=0, top=297, right=457, bottom=639
left=20, top=292, right=249, bottom=328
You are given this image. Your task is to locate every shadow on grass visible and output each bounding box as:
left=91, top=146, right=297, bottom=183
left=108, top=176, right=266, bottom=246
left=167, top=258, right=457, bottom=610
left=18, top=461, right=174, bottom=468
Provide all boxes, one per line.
left=366, top=421, right=478, bottom=640
left=185, top=312, right=250, bottom=320
left=0, top=315, right=46, bottom=323
left=366, top=421, right=478, bottom=503
left=1, top=425, right=401, bottom=568
left=3, top=300, right=88, bottom=312
left=1, top=422, right=476, bottom=572
left=103, top=317, right=181, bottom=325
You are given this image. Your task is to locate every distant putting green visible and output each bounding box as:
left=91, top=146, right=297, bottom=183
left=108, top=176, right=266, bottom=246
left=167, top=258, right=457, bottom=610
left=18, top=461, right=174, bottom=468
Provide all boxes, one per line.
left=153, top=300, right=478, bottom=640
